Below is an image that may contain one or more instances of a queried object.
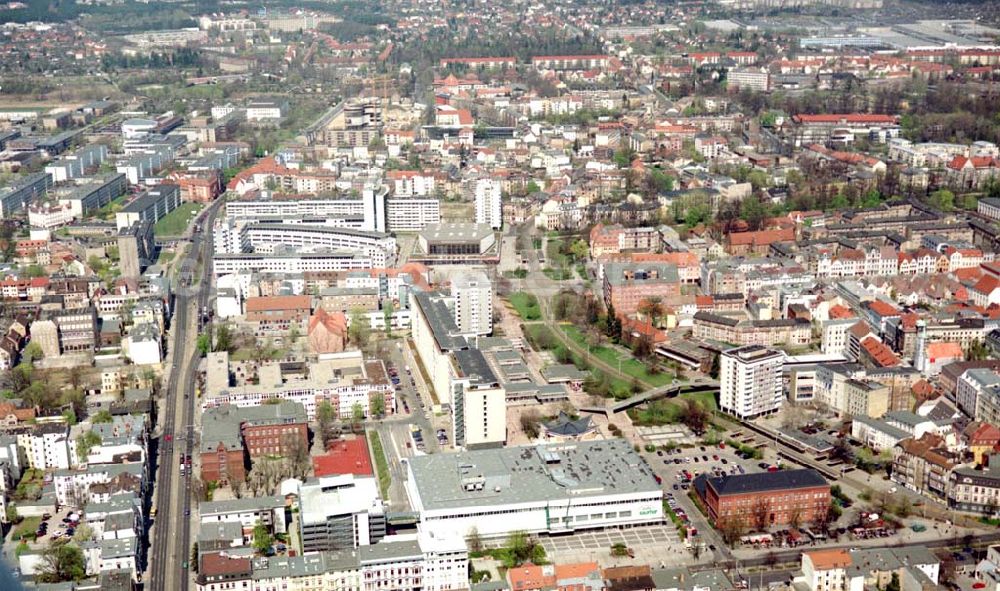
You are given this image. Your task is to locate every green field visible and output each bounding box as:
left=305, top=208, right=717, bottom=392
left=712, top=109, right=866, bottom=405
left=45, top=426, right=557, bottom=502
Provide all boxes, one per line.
left=561, top=324, right=674, bottom=387
left=523, top=324, right=631, bottom=398
left=630, top=392, right=719, bottom=426
left=507, top=292, right=541, bottom=320
left=154, top=203, right=204, bottom=236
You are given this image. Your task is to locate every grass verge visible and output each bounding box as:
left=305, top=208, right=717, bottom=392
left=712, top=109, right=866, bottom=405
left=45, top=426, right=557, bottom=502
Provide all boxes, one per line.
left=368, top=430, right=391, bottom=499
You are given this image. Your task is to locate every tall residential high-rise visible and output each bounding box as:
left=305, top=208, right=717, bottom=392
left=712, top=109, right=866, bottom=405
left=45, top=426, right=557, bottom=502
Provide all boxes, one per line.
left=473, top=178, right=502, bottom=230
left=720, top=345, right=784, bottom=419
left=450, top=271, right=493, bottom=337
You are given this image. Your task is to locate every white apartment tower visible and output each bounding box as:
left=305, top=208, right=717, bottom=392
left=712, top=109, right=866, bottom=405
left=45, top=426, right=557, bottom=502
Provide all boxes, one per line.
left=451, top=271, right=493, bottom=337
left=474, top=178, right=503, bottom=230
left=720, top=345, right=784, bottom=419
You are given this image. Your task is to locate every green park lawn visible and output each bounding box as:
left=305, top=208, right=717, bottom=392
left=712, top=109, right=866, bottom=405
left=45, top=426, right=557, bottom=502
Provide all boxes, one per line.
left=154, top=203, right=204, bottom=236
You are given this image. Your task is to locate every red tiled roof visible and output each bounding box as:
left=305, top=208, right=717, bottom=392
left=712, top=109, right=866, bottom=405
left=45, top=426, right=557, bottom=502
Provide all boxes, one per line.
left=860, top=336, right=899, bottom=367
left=725, top=227, right=795, bottom=247
left=866, top=300, right=899, bottom=317
left=828, top=305, right=854, bottom=319
left=972, top=275, right=1000, bottom=295
left=927, top=341, right=963, bottom=362
left=245, top=295, right=312, bottom=312
left=200, top=552, right=251, bottom=577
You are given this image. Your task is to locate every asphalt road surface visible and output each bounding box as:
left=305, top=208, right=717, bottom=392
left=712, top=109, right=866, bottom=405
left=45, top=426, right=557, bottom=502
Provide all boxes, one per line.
left=148, top=200, right=222, bottom=591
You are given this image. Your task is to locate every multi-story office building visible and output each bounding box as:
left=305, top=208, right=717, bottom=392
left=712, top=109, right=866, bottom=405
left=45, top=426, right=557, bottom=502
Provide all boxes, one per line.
left=299, top=474, right=386, bottom=552
left=451, top=349, right=506, bottom=449
left=212, top=252, right=375, bottom=277
left=473, top=178, right=503, bottom=230
left=238, top=224, right=396, bottom=268
left=115, top=184, right=181, bottom=229
left=0, top=172, right=52, bottom=218
left=404, top=439, right=663, bottom=539
left=61, top=173, right=128, bottom=216
left=720, top=345, right=784, bottom=419
left=386, top=197, right=441, bottom=231
left=844, top=379, right=890, bottom=419
left=451, top=272, right=492, bottom=337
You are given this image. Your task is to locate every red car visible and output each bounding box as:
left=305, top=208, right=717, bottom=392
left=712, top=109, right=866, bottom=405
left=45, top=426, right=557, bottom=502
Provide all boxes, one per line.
left=164, top=435, right=173, bottom=442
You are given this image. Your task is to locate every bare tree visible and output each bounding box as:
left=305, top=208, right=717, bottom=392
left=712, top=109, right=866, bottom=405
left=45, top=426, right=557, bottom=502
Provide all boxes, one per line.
left=751, top=497, right=772, bottom=532
left=231, top=476, right=244, bottom=499
left=717, top=515, right=746, bottom=546
left=788, top=505, right=803, bottom=531
left=467, top=527, right=483, bottom=553
left=285, top=432, right=311, bottom=480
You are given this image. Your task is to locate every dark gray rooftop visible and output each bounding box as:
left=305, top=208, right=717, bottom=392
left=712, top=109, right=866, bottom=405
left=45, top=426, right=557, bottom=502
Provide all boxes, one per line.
left=707, top=468, right=827, bottom=496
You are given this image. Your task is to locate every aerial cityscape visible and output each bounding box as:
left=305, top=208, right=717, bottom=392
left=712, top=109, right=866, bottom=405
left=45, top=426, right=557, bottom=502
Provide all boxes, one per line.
left=2, top=0, right=1000, bottom=590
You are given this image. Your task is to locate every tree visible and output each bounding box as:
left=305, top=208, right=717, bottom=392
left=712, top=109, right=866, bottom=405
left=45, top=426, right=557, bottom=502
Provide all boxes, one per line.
left=709, top=353, right=720, bottom=379
left=739, top=196, right=769, bottom=231
left=751, top=497, right=772, bottom=532
left=568, top=239, right=589, bottom=262
left=252, top=521, right=273, bottom=553
left=71, top=523, right=93, bottom=543
left=91, top=410, right=113, bottom=423
left=22, top=341, right=43, bottom=365
left=285, top=433, right=311, bottom=480
left=37, top=539, right=87, bottom=583
left=467, top=527, right=483, bottom=553
left=382, top=300, right=395, bottom=336
left=5, top=502, right=18, bottom=524
left=966, top=339, right=989, bottom=362
left=886, top=573, right=901, bottom=591
left=190, top=475, right=208, bottom=503
left=717, top=515, right=746, bottom=546
left=317, top=400, right=337, bottom=446
left=633, top=334, right=653, bottom=360
left=637, top=297, right=664, bottom=326
left=214, top=325, right=234, bottom=353
left=929, top=189, right=955, bottom=211
left=350, top=402, right=365, bottom=433
left=348, top=308, right=371, bottom=350
left=679, top=399, right=710, bottom=434
left=196, top=334, right=211, bottom=356
left=371, top=393, right=385, bottom=418
left=76, top=430, right=102, bottom=464
left=506, top=531, right=536, bottom=565
left=788, top=506, right=803, bottom=531
left=520, top=410, right=541, bottom=439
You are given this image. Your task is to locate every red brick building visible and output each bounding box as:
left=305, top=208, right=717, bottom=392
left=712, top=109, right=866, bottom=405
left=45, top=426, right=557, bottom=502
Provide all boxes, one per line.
left=200, top=401, right=309, bottom=485
left=602, top=262, right=681, bottom=316
left=695, top=469, right=830, bottom=529
left=175, top=173, right=222, bottom=203
left=242, top=420, right=309, bottom=460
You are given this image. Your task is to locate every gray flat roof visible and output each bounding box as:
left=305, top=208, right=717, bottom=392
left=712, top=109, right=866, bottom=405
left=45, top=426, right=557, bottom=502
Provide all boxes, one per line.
left=419, top=222, right=492, bottom=244
left=453, top=348, right=498, bottom=385
left=413, top=291, right=467, bottom=351
left=408, top=439, right=660, bottom=511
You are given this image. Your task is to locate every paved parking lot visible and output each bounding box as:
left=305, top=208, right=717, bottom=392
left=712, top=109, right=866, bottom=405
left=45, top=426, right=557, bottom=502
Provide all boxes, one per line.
left=641, top=438, right=779, bottom=561
left=538, top=525, right=688, bottom=567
